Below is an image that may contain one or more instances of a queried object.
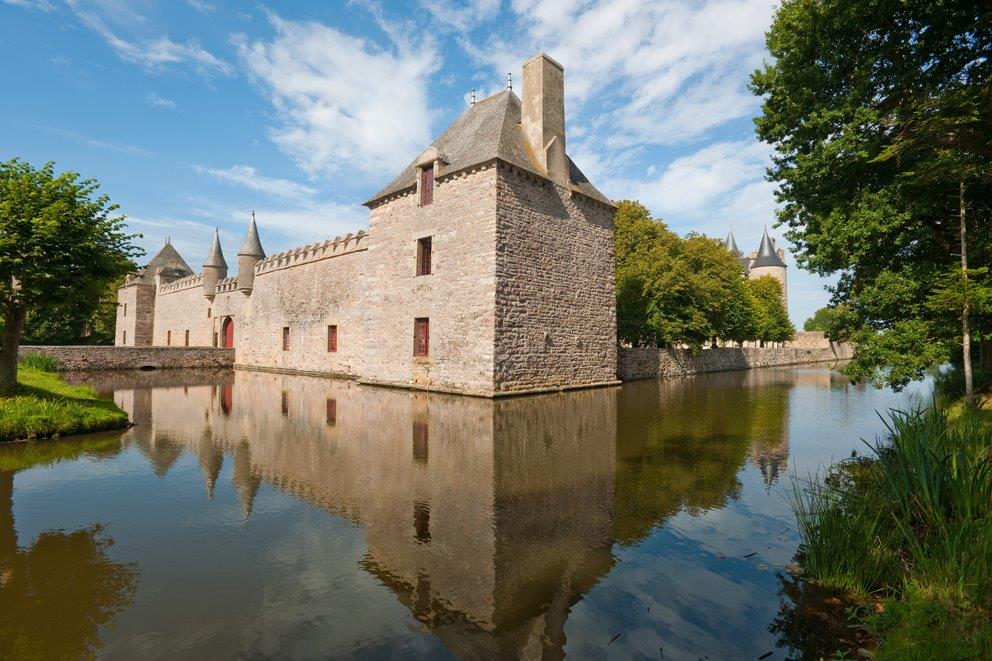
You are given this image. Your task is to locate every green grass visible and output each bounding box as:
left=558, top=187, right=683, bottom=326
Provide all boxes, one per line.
left=789, top=405, right=992, bottom=658
left=18, top=352, right=60, bottom=372
left=0, top=363, right=130, bottom=442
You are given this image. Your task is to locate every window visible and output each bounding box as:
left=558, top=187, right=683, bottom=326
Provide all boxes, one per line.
left=416, top=237, right=432, bottom=276
left=413, top=501, right=431, bottom=543
left=184, top=330, right=190, bottom=346
left=413, top=421, right=428, bottom=465
left=327, top=325, right=338, bottom=353
left=420, top=165, right=434, bottom=205
left=207, top=308, right=212, bottom=318
left=326, top=398, right=337, bottom=427
left=414, top=318, right=429, bottom=357
left=167, top=330, right=171, bottom=346
left=213, top=332, right=218, bottom=348
left=123, top=330, right=126, bottom=344
left=123, top=302, right=127, bottom=316
left=282, top=326, right=290, bottom=351
left=281, top=391, right=289, bottom=416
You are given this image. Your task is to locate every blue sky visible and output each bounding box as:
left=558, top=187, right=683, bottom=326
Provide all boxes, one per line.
left=0, top=0, right=833, bottom=324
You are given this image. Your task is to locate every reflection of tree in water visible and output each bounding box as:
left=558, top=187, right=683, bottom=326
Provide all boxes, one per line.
left=0, top=435, right=138, bottom=660
left=768, top=573, right=870, bottom=660
left=614, top=372, right=792, bottom=545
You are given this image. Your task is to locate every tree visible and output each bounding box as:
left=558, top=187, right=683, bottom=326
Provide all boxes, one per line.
left=614, top=201, right=755, bottom=350
left=747, top=276, right=795, bottom=346
left=21, top=278, right=123, bottom=346
left=804, top=305, right=850, bottom=334
left=0, top=159, right=140, bottom=394
left=751, top=1, right=991, bottom=393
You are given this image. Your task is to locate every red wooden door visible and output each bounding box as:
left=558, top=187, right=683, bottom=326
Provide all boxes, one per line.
left=222, top=318, right=234, bottom=348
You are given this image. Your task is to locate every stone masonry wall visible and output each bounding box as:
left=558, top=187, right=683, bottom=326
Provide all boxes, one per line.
left=18, top=345, right=234, bottom=371
left=618, top=343, right=854, bottom=381
left=493, top=165, right=617, bottom=392
left=362, top=165, right=499, bottom=395
left=115, top=283, right=155, bottom=346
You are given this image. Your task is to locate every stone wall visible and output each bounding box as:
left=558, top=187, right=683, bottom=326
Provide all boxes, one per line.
left=363, top=165, right=499, bottom=395
left=116, top=283, right=155, bottom=346
left=493, top=165, right=618, bottom=393
left=617, top=343, right=854, bottom=381
left=18, top=345, right=234, bottom=371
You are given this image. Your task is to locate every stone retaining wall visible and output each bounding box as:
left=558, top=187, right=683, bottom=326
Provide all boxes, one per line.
left=18, top=346, right=234, bottom=371
left=618, top=343, right=853, bottom=381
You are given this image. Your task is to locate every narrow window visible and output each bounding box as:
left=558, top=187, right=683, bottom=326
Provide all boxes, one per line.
left=167, top=330, right=171, bottom=346
left=414, top=318, right=429, bottom=357
left=416, top=237, right=432, bottom=276
left=413, top=501, right=431, bottom=543
left=123, top=330, right=126, bottom=344
left=327, top=325, right=338, bottom=352
left=207, top=308, right=212, bottom=318
left=413, top=421, right=428, bottom=465
left=213, top=332, right=218, bottom=348
left=281, top=391, right=288, bottom=416
left=326, top=398, right=337, bottom=427
left=185, top=330, right=190, bottom=346
left=282, top=326, right=290, bottom=351
left=420, top=165, right=434, bottom=206
left=123, top=302, right=127, bottom=316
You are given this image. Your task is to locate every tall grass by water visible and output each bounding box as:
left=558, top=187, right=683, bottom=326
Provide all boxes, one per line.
left=0, top=358, right=129, bottom=442
left=790, top=406, right=992, bottom=657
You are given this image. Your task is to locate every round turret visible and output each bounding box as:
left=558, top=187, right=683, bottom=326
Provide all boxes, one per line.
left=748, top=229, right=788, bottom=308
left=237, top=214, right=265, bottom=294
left=202, top=229, right=228, bottom=300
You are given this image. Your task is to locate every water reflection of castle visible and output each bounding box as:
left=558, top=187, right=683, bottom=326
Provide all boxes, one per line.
left=105, top=366, right=837, bottom=657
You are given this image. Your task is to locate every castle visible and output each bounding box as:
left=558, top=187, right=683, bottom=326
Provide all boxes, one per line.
left=116, top=53, right=618, bottom=397
left=724, top=227, right=788, bottom=308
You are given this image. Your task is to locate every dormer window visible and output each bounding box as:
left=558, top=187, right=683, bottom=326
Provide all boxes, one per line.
left=420, top=165, right=434, bottom=206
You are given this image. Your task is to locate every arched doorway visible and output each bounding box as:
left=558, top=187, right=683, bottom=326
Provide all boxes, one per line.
left=222, top=317, right=234, bottom=348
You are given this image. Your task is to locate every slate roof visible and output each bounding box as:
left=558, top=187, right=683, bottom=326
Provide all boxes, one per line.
left=752, top=229, right=787, bottom=268
left=725, top=229, right=740, bottom=254
left=143, top=242, right=193, bottom=276
left=365, top=90, right=612, bottom=207
left=203, top=230, right=228, bottom=269
left=238, top=218, right=265, bottom=258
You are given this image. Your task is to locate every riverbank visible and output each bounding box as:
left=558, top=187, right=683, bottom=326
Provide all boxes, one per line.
left=789, top=404, right=992, bottom=658
left=0, top=358, right=130, bottom=442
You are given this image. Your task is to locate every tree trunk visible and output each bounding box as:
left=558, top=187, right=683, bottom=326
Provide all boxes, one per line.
left=959, top=179, right=973, bottom=408
left=0, top=305, right=26, bottom=396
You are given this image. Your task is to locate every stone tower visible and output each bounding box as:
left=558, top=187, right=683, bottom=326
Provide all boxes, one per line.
left=747, top=229, right=788, bottom=309
left=237, top=215, right=265, bottom=294
left=115, top=240, right=193, bottom=346
left=202, top=229, right=228, bottom=301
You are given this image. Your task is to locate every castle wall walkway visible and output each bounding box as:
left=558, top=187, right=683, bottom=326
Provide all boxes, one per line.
left=18, top=346, right=234, bottom=371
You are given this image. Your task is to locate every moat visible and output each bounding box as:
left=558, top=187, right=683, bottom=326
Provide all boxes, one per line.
left=0, top=366, right=928, bottom=659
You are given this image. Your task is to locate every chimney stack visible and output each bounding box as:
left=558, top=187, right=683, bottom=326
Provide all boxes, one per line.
left=521, top=53, right=569, bottom=187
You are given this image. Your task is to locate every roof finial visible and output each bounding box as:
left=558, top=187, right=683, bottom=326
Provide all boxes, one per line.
left=470, top=89, right=476, bottom=106
left=506, top=72, right=512, bottom=90
left=251, top=209, right=256, bottom=222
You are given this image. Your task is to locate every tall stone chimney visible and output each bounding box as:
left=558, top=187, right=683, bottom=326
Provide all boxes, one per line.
left=521, top=53, right=569, bottom=187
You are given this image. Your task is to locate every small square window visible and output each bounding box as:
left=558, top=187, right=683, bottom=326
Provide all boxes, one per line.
left=416, top=237, right=432, bottom=276
left=282, top=327, right=290, bottom=351
left=420, top=166, right=434, bottom=206
left=414, top=318, right=429, bottom=357
left=327, top=325, right=338, bottom=352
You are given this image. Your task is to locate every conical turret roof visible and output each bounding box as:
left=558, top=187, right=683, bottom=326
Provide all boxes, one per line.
left=203, top=229, right=228, bottom=269
left=752, top=229, right=787, bottom=268
left=725, top=228, right=740, bottom=255
left=237, top=216, right=265, bottom=258
left=145, top=241, right=193, bottom=275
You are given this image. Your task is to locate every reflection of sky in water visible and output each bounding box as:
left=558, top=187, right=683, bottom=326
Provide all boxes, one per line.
left=1, top=367, right=927, bottom=660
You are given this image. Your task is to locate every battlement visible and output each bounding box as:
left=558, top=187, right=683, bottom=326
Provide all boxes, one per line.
left=254, top=230, right=368, bottom=276
left=159, top=273, right=204, bottom=295
left=216, top=276, right=239, bottom=294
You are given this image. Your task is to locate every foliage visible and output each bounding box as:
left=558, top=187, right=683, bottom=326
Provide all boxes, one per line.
left=0, top=364, right=130, bottom=442
left=0, top=158, right=140, bottom=394
left=17, top=353, right=58, bottom=372
left=22, top=279, right=123, bottom=346
left=804, top=305, right=851, bottom=335
left=747, top=276, right=795, bottom=344
left=614, top=200, right=771, bottom=349
left=751, top=1, right=992, bottom=390
left=789, top=406, right=992, bottom=656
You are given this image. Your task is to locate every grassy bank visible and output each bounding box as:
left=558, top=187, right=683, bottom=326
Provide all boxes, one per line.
left=0, top=356, right=129, bottom=442
left=789, top=405, right=992, bottom=658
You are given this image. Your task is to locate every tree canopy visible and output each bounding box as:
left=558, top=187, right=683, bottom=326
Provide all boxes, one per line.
left=751, top=0, right=991, bottom=390
left=614, top=200, right=792, bottom=349
left=0, top=158, right=140, bottom=393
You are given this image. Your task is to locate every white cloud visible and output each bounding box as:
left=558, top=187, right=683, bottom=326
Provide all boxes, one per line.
left=24, top=122, right=151, bottom=157
left=420, top=0, right=501, bottom=32
left=194, top=164, right=319, bottom=203
left=186, top=0, right=215, bottom=14
left=144, top=92, right=176, bottom=109
left=3, top=0, right=54, bottom=11
left=66, top=0, right=232, bottom=76
left=234, top=11, right=437, bottom=178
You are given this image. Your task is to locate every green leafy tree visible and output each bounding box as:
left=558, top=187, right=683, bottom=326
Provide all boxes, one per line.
left=804, top=305, right=852, bottom=335
left=751, top=0, right=991, bottom=394
left=0, top=159, right=140, bottom=394
left=614, top=201, right=755, bottom=350
left=748, top=276, right=795, bottom=345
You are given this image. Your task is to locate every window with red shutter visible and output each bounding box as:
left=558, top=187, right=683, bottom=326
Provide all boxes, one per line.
left=327, top=325, right=338, bottom=352
left=414, top=318, right=429, bottom=356
left=416, top=237, right=432, bottom=276
left=420, top=166, right=434, bottom=205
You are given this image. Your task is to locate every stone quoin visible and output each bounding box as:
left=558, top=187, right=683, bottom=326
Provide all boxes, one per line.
left=116, top=53, right=619, bottom=397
